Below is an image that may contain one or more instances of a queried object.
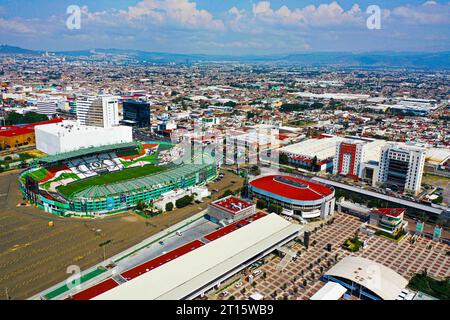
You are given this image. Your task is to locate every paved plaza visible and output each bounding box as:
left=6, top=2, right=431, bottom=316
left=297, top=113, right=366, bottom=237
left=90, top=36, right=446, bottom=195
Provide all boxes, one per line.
left=207, top=213, right=450, bottom=300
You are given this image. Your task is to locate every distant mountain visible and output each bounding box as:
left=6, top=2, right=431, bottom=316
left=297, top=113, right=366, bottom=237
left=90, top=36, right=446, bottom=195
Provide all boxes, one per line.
left=280, top=52, right=450, bottom=69
left=1, top=45, right=449, bottom=69
left=55, top=48, right=450, bottom=69
left=0, top=44, right=38, bottom=55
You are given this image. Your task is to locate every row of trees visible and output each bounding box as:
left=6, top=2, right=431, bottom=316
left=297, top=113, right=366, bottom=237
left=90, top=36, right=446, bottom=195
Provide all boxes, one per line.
left=5, top=111, right=49, bottom=125
left=256, top=199, right=283, bottom=214
left=175, top=195, right=194, bottom=209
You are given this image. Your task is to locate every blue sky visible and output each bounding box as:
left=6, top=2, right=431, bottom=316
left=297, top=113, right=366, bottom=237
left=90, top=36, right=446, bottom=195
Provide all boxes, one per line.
left=0, top=0, right=449, bottom=54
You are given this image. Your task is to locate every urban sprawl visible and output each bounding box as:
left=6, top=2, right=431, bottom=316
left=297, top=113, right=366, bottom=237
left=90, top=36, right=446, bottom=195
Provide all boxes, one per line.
left=0, top=52, right=449, bottom=301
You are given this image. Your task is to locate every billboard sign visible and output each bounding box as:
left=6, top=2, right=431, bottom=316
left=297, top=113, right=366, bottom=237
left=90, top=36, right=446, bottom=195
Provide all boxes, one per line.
left=433, top=226, right=442, bottom=240
left=106, top=196, right=115, bottom=210
left=416, top=221, right=424, bottom=234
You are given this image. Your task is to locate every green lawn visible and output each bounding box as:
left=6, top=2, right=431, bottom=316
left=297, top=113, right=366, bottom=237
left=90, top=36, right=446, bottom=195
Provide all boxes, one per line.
left=342, top=238, right=363, bottom=252
left=120, top=152, right=159, bottom=168
left=375, top=230, right=407, bottom=242
left=25, top=168, right=49, bottom=182
left=56, top=164, right=167, bottom=198
left=44, top=267, right=107, bottom=300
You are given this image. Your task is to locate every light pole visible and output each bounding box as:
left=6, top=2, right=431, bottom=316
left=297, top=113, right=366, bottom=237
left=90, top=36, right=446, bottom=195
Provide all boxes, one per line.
left=99, top=239, right=113, bottom=261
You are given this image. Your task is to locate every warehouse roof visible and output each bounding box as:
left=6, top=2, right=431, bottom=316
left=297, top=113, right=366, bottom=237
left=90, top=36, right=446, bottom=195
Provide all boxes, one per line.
left=94, top=214, right=300, bottom=300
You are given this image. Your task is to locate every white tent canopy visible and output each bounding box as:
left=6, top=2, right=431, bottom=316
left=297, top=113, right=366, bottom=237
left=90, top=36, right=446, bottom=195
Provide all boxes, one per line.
left=310, top=282, right=347, bottom=300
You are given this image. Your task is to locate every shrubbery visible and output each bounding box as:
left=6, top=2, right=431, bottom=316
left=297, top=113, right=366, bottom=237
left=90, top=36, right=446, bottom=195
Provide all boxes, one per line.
left=256, top=199, right=267, bottom=209
left=268, top=203, right=283, bottom=214
left=165, top=202, right=174, bottom=212
left=176, top=195, right=194, bottom=208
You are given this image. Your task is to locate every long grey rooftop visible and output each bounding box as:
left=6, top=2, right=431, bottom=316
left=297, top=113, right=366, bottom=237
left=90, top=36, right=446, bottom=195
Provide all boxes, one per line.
left=39, top=142, right=140, bottom=164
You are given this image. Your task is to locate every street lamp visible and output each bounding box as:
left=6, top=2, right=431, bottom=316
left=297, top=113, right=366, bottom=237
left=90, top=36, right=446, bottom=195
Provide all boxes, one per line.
left=99, top=239, right=113, bottom=261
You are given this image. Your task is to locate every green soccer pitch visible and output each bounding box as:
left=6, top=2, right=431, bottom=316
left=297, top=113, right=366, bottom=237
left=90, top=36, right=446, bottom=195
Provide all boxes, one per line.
left=56, top=164, right=167, bottom=199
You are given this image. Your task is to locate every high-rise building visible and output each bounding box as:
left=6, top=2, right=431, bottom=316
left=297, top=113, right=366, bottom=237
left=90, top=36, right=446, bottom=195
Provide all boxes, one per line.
left=333, top=141, right=368, bottom=180
left=76, top=95, right=119, bottom=128
left=122, top=100, right=151, bottom=128
left=36, top=100, right=57, bottom=117
left=377, top=144, right=426, bottom=195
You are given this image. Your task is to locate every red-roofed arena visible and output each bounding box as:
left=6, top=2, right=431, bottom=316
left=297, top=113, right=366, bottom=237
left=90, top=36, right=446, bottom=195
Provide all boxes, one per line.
left=249, top=175, right=335, bottom=219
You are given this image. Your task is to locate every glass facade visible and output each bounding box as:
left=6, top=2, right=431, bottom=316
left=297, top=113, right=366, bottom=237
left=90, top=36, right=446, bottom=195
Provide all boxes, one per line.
left=123, top=100, right=151, bottom=128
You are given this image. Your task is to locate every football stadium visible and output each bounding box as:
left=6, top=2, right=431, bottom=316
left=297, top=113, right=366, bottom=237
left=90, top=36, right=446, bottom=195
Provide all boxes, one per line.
left=19, top=141, right=218, bottom=216
left=249, top=175, right=336, bottom=219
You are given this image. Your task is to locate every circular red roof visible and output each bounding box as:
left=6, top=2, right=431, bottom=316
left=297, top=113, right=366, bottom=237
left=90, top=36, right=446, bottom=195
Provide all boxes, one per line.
left=249, top=175, right=333, bottom=202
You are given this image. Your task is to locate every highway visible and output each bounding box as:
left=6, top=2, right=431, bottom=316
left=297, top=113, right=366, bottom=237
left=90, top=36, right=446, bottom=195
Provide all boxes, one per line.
left=311, top=177, right=445, bottom=216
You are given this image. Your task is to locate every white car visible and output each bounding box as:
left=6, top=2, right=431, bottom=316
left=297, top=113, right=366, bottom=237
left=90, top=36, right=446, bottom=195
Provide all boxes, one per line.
left=253, top=270, right=262, bottom=277
left=235, top=281, right=243, bottom=288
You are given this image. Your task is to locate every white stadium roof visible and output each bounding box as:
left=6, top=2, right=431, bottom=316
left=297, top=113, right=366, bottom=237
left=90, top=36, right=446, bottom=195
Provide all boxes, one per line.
left=94, top=214, right=301, bottom=300
left=324, top=257, right=408, bottom=300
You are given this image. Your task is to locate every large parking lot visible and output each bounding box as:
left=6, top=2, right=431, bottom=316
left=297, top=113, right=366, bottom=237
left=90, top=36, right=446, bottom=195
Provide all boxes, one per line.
left=0, top=169, right=243, bottom=300
left=209, top=213, right=450, bottom=300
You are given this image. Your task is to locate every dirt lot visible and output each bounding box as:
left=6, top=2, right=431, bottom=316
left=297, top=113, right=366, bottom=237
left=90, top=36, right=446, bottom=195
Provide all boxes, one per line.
left=0, top=169, right=243, bottom=300
left=422, top=173, right=450, bottom=205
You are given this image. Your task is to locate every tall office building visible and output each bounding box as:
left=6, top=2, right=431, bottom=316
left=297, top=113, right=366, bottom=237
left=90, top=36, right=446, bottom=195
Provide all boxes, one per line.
left=333, top=141, right=368, bottom=180
left=377, top=144, right=426, bottom=195
left=122, top=100, right=151, bottom=128
left=76, top=95, right=119, bottom=128
left=36, top=99, right=57, bottom=117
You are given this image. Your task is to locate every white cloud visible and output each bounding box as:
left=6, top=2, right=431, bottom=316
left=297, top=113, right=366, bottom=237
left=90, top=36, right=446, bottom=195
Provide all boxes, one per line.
left=118, top=0, right=225, bottom=31
left=389, top=2, right=450, bottom=24
left=250, top=1, right=364, bottom=27
left=422, top=1, right=438, bottom=6
left=0, top=18, right=34, bottom=34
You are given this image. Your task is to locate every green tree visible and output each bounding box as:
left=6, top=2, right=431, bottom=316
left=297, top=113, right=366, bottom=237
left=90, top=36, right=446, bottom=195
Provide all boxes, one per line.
left=311, top=156, right=319, bottom=171
left=165, top=202, right=174, bottom=212
left=279, top=153, right=289, bottom=165
left=256, top=199, right=267, bottom=209
left=268, top=203, right=282, bottom=214
left=23, top=112, right=49, bottom=123
left=220, top=189, right=235, bottom=199
left=5, top=111, right=23, bottom=125
left=136, top=201, right=148, bottom=211
left=175, top=195, right=193, bottom=208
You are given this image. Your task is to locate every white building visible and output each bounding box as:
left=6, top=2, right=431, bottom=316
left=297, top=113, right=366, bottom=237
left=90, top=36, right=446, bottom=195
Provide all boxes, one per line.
left=36, top=100, right=57, bottom=117
left=76, top=95, right=119, bottom=128
left=377, top=144, right=426, bottom=195
left=35, top=120, right=132, bottom=155
left=156, top=114, right=177, bottom=133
